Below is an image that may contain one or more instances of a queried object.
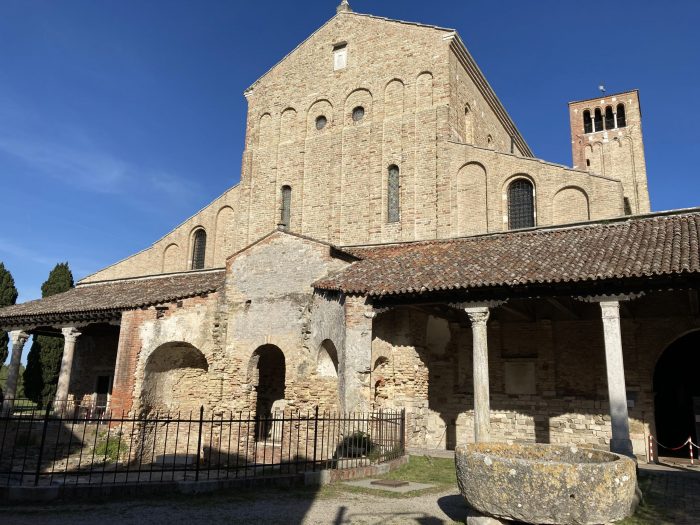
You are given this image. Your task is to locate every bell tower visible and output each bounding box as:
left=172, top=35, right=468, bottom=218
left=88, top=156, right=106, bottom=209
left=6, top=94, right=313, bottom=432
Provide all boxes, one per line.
left=569, top=90, right=650, bottom=214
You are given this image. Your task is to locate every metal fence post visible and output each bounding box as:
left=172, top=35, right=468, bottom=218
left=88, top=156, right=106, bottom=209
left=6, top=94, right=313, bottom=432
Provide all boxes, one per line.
left=400, top=408, right=406, bottom=454
left=312, top=406, right=319, bottom=471
left=33, top=404, right=51, bottom=486
left=195, top=405, right=204, bottom=481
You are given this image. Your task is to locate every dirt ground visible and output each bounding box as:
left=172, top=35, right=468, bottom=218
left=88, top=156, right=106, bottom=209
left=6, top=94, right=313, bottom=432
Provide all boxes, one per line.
left=2, top=486, right=466, bottom=525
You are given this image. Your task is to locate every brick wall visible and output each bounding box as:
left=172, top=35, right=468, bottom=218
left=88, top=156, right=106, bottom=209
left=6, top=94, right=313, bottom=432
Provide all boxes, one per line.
left=81, top=9, right=638, bottom=284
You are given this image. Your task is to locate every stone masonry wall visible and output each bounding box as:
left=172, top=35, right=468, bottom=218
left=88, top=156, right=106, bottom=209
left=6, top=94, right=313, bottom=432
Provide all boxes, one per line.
left=81, top=8, right=635, bottom=284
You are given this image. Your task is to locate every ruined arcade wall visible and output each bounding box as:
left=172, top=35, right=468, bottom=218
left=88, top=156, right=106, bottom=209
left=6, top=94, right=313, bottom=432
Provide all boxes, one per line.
left=369, top=292, right=700, bottom=459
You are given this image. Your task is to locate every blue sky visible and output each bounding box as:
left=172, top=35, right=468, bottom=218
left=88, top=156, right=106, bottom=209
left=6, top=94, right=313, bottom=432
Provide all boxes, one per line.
left=0, top=0, right=698, bottom=310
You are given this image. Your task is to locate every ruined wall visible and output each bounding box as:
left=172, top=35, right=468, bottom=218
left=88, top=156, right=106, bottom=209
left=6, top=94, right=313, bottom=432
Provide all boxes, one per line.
left=222, top=232, right=349, bottom=415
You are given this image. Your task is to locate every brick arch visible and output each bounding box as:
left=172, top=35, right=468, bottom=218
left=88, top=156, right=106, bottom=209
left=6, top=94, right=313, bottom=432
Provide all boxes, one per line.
left=213, top=206, right=234, bottom=262
left=552, top=186, right=590, bottom=224
left=141, top=341, right=209, bottom=414
left=383, top=79, right=405, bottom=119
left=502, top=174, right=536, bottom=230
left=416, top=71, right=433, bottom=109
left=344, top=88, right=373, bottom=125
left=188, top=226, right=207, bottom=270
left=279, top=107, right=297, bottom=143
left=316, top=339, right=339, bottom=378
left=306, top=99, right=333, bottom=136
left=162, top=243, right=181, bottom=273
left=258, top=112, right=274, bottom=148
left=248, top=345, right=286, bottom=439
left=455, top=162, right=488, bottom=236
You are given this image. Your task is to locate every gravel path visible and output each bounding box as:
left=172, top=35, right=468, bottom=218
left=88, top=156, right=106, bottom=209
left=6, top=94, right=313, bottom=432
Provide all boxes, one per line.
left=2, top=487, right=467, bottom=525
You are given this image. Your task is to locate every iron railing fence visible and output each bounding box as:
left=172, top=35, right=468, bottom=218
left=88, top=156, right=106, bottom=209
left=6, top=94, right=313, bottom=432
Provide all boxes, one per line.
left=0, top=404, right=405, bottom=487
left=0, top=397, right=110, bottom=418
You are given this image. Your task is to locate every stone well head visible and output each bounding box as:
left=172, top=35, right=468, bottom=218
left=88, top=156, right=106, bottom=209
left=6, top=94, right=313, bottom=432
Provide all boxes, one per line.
left=455, top=443, right=638, bottom=525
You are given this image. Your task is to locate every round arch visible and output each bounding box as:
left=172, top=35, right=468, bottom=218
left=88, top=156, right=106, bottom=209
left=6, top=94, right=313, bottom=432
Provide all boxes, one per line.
left=316, top=339, right=339, bottom=378
left=141, top=341, right=209, bottom=413
left=248, top=344, right=286, bottom=417
left=653, top=329, right=700, bottom=456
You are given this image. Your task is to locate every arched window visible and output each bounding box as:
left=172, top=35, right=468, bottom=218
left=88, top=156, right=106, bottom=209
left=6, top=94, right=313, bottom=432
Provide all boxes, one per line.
left=191, top=229, right=206, bottom=270
left=387, top=165, right=400, bottom=223
left=583, top=110, right=592, bottom=134
left=605, top=106, right=615, bottom=130
left=280, top=185, right=292, bottom=230
left=507, top=179, right=535, bottom=230
left=593, top=108, right=603, bottom=132
left=616, top=103, right=626, bottom=128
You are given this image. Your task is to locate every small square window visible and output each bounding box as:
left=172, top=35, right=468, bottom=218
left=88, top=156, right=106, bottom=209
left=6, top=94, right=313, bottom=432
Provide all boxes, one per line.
left=333, top=44, right=347, bottom=71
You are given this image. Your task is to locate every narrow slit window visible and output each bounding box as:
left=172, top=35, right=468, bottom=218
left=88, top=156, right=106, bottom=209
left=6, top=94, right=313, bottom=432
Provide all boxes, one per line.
left=507, top=179, right=535, bottom=230
left=583, top=110, right=592, bottom=134
left=281, top=185, right=292, bottom=230
left=191, top=229, right=206, bottom=270
left=616, top=103, right=626, bottom=128
left=387, top=165, right=400, bottom=223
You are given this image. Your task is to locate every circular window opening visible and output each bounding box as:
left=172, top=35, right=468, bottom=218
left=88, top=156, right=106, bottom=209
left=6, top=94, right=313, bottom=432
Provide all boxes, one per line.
left=315, top=115, right=327, bottom=130
left=352, top=106, right=365, bottom=122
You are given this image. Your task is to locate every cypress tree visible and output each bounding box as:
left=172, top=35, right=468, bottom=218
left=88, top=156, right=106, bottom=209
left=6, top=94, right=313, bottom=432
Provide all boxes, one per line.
left=23, top=263, right=74, bottom=404
left=0, top=263, right=19, bottom=399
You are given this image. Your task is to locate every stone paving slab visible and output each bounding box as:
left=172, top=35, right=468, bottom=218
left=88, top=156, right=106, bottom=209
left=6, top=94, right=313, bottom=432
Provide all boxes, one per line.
left=342, top=478, right=434, bottom=493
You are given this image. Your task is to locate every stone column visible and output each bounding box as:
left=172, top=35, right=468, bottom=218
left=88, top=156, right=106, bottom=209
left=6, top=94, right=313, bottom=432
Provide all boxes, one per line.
left=599, top=300, right=634, bottom=457
left=2, top=330, right=29, bottom=413
left=54, top=327, right=81, bottom=407
left=341, top=296, right=374, bottom=413
left=465, top=306, right=491, bottom=443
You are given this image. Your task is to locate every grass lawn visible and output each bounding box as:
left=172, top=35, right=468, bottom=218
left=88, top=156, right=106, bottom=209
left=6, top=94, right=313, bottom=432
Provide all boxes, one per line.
left=320, top=454, right=457, bottom=500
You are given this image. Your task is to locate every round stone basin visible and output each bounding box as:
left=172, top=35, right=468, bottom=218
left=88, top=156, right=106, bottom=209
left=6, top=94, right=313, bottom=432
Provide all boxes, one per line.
left=455, top=443, right=638, bottom=525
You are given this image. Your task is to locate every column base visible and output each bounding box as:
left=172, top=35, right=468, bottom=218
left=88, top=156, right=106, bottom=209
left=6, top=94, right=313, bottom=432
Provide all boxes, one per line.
left=610, top=438, right=635, bottom=458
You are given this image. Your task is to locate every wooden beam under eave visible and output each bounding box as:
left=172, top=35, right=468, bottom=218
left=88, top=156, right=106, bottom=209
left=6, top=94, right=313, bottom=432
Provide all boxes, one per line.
left=545, top=297, right=580, bottom=319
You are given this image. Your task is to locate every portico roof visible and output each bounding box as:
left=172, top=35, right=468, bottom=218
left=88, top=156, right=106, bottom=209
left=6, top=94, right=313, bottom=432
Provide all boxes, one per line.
left=315, top=209, right=700, bottom=298
left=0, top=269, right=224, bottom=329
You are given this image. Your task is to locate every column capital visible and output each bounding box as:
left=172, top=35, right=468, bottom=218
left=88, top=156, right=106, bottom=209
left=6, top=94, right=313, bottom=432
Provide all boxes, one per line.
left=61, top=327, right=81, bottom=343
left=599, top=300, right=622, bottom=320
left=9, top=330, right=30, bottom=346
left=465, top=307, right=490, bottom=325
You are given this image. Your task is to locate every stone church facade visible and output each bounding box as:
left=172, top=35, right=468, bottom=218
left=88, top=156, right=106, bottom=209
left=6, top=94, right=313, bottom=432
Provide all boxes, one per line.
left=2, top=2, right=698, bottom=461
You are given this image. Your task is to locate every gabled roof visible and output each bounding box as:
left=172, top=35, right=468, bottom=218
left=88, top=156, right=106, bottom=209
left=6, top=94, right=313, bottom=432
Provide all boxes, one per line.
left=245, top=10, right=452, bottom=94
left=225, top=228, right=359, bottom=263
left=315, top=210, right=700, bottom=297
left=0, top=270, right=224, bottom=328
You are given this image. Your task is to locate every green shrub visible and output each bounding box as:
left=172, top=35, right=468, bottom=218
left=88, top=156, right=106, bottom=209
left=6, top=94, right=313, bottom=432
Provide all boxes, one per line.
left=94, top=433, right=124, bottom=462
left=338, top=431, right=376, bottom=458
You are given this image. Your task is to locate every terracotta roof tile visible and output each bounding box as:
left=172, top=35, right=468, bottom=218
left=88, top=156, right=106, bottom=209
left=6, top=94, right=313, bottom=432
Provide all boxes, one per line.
left=315, top=212, right=700, bottom=297
left=0, top=270, right=224, bottom=324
